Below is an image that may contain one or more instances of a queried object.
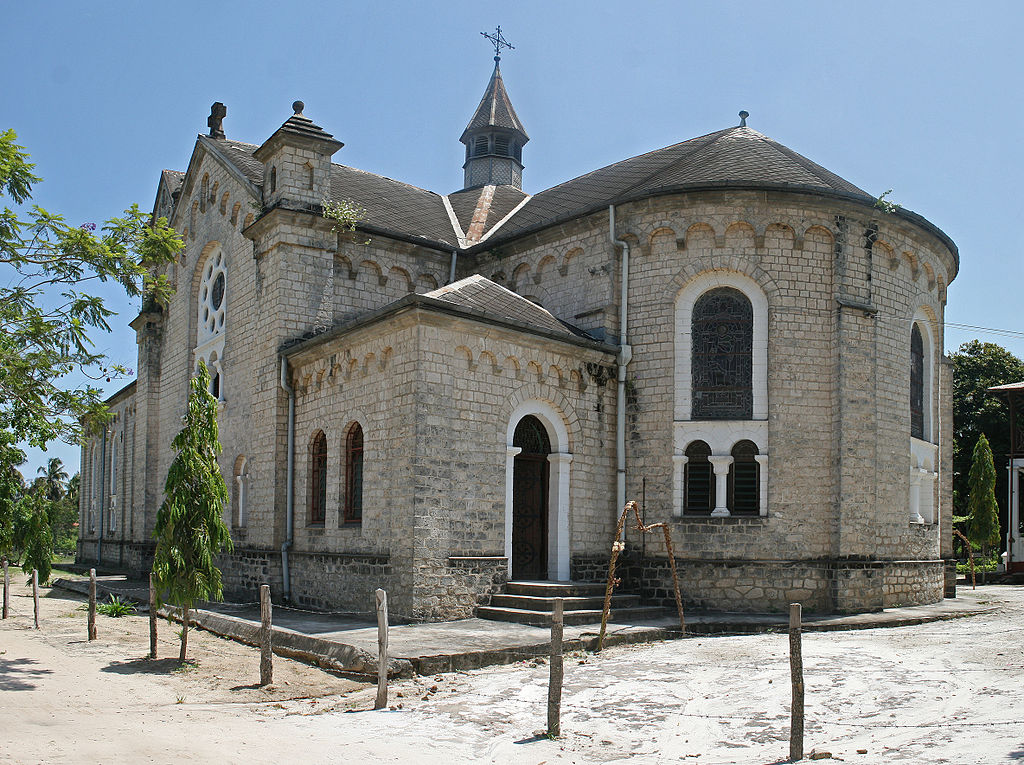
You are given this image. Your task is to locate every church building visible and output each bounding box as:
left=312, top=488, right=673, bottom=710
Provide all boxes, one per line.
left=77, top=52, right=959, bottom=619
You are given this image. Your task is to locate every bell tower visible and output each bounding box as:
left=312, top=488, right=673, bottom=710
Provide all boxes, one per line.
left=461, top=27, right=529, bottom=190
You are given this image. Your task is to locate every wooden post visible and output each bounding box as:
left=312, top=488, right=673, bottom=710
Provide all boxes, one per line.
left=32, top=569, right=39, bottom=629
left=789, top=603, right=804, bottom=762
left=547, top=598, right=564, bottom=737
left=374, top=588, right=389, bottom=709
left=88, top=568, right=97, bottom=641
left=2, top=559, right=9, bottom=619
left=260, top=584, right=273, bottom=686
left=148, top=573, right=158, bottom=659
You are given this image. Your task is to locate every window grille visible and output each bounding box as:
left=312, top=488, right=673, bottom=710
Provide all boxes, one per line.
left=513, top=415, right=551, bottom=455
left=684, top=441, right=713, bottom=514
left=728, top=440, right=759, bottom=515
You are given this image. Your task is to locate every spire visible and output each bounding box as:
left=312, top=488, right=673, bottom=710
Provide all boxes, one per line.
left=460, top=34, right=529, bottom=190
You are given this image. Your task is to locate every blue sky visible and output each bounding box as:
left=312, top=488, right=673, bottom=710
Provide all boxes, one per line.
left=2, top=0, right=1021, bottom=476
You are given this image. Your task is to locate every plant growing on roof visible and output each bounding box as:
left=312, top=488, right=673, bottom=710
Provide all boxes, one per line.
left=322, top=198, right=370, bottom=244
left=151, top=360, right=233, bottom=661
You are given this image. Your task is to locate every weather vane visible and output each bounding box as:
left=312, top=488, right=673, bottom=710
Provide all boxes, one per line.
left=481, top=25, right=514, bottom=62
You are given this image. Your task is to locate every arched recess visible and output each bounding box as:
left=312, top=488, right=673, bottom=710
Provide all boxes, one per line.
left=910, top=306, right=938, bottom=443
left=505, top=399, right=572, bottom=581
left=232, top=455, right=249, bottom=528
left=674, top=270, right=769, bottom=421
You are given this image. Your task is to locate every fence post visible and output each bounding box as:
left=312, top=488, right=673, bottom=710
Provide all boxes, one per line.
left=88, top=568, right=97, bottom=641
left=547, top=598, right=564, bottom=737
left=260, top=584, right=273, bottom=686
left=32, top=569, right=39, bottom=629
left=374, top=588, right=389, bottom=710
left=2, top=559, right=9, bottom=619
left=789, top=603, right=804, bottom=762
left=149, top=573, right=158, bottom=659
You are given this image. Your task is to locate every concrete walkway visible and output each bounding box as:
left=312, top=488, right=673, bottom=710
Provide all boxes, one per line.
left=53, top=573, right=996, bottom=676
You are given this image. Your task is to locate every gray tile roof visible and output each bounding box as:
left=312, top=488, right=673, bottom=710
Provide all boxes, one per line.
left=425, top=274, right=590, bottom=341
left=460, top=62, right=529, bottom=142
left=204, top=124, right=941, bottom=256
left=486, top=126, right=872, bottom=243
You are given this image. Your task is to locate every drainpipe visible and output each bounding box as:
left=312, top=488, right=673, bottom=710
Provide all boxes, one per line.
left=97, top=430, right=107, bottom=564
left=279, top=356, right=295, bottom=602
left=609, top=205, right=632, bottom=524
left=449, top=250, right=458, bottom=284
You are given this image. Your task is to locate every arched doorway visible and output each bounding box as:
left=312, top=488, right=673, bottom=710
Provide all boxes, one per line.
left=512, top=415, right=550, bottom=580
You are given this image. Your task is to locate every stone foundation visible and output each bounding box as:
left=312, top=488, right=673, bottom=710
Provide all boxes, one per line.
left=572, top=552, right=946, bottom=614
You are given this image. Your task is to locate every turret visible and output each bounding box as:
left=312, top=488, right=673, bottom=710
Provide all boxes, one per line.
left=460, top=59, right=529, bottom=190
left=253, top=101, right=343, bottom=209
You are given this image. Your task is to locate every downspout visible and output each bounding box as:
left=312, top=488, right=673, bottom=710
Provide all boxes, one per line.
left=449, top=250, right=458, bottom=284
left=97, top=430, right=107, bottom=564
left=279, top=356, right=295, bottom=602
left=610, top=205, right=632, bottom=522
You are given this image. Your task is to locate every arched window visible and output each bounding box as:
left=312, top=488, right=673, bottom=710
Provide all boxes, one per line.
left=270, top=166, right=277, bottom=193
left=344, top=423, right=364, bottom=524
left=309, top=431, right=327, bottom=525
left=200, top=174, right=209, bottom=212
left=684, top=440, right=713, bottom=514
left=692, top=287, right=753, bottom=420
left=728, top=440, right=759, bottom=516
left=910, top=324, right=924, bottom=440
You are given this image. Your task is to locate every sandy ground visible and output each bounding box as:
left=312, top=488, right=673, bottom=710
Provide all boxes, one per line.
left=2, top=578, right=1023, bottom=764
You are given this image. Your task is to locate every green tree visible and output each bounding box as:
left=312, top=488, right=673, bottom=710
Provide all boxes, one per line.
left=0, top=435, right=28, bottom=567
left=966, top=433, right=1001, bottom=551
left=152, top=361, right=233, bottom=661
left=37, top=457, right=67, bottom=502
left=20, top=485, right=53, bottom=584
left=50, top=472, right=80, bottom=556
left=0, top=129, right=181, bottom=448
left=951, top=341, right=1024, bottom=545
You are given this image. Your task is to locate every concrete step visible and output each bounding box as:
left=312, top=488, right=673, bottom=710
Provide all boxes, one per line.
left=504, top=581, right=609, bottom=598
left=490, top=593, right=640, bottom=612
left=476, top=605, right=671, bottom=627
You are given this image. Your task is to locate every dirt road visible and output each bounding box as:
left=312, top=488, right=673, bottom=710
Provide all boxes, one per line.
left=2, top=579, right=1022, bottom=764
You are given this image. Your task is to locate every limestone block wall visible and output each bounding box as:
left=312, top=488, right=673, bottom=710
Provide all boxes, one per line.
left=475, top=189, right=956, bottom=612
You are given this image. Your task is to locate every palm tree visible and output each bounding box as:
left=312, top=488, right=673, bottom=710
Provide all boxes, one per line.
left=37, top=458, right=68, bottom=503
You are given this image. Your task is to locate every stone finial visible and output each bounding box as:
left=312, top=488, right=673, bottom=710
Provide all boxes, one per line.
left=292, top=100, right=305, bottom=115
left=208, top=102, right=227, bottom=139
left=739, top=110, right=749, bottom=127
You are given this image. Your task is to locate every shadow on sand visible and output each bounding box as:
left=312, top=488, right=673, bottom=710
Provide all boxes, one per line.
left=0, top=656, right=54, bottom=691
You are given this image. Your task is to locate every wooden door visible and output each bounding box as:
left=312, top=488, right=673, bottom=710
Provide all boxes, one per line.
left=512, top=453, right=549, bottom=580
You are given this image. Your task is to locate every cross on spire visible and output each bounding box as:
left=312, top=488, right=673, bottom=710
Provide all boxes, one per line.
left=481, top=25, right=514, bottom=62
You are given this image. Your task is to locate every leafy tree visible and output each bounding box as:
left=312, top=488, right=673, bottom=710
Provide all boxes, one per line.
left=20, top=486, right=53, bottom=584
left=37, top=457, right=67, bottom=502
left=0, top=435, right=28, bottom=567
left=50, top=472, right=80, bottom=556
left=0, top=129, right=181, bottom=449
left=951, top=341, right=1024, bottom=546
left=152, top=361, right=233, bottom=661
left=966, top=433, right=1001, bottom=550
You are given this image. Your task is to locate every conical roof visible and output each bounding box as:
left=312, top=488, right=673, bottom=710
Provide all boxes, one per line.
left=460, top=61, right=529, bottom=143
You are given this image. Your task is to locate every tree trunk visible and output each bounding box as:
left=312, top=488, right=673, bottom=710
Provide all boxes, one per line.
left=179, top=606, right=189, bottom=661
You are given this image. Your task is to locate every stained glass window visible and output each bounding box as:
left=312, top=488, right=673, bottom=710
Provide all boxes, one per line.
left=692, top=288, right=753, bottom=419
left=910, top=325, right=924, bottom=440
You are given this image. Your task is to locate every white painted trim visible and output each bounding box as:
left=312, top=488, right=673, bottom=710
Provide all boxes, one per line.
left=477, top=193, right=532, bottom=245
left=505, top=400, right=571, bottom=580
left=672, top=455, right=688, bottom=518
left=675, top=270, right=769, bottom=421
left=440, top=194, right=469, bottom=248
